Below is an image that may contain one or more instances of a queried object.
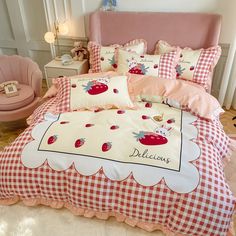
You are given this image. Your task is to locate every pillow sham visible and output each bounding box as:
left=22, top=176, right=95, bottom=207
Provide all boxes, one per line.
left=116, top=48, right=180, bottom=79
left=55, top=75, right=134, bottom=113
left=155, top=40, right=221, bottom=88
left=88, top=39, right=147, bottom=73
left=43, top=71, right=119, bottom=99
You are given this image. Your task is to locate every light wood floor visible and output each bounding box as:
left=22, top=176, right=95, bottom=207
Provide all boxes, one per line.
left=220, top=108, right=236, bottom=135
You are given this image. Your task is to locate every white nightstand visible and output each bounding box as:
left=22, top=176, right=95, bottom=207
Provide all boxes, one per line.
left=44, top=59, right=89, bottom=88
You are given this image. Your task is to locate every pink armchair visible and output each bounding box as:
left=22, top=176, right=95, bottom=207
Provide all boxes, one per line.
left=0, top=55, right=42, bottom=122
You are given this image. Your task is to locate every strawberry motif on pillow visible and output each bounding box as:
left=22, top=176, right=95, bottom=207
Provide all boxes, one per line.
left=83, top=79, right=109, bottom=95
left=127, top=57, right=149, bottom=75
left=108, top=55, right=117, bottom=69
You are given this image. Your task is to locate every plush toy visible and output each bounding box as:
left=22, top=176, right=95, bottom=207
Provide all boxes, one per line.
left=102, top=0, right=117, bottom=11
left=71, top=41, right=87, bottom=61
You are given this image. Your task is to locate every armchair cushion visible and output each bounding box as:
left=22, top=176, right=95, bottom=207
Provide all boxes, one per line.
left=0, top=84, right=34, bottom=111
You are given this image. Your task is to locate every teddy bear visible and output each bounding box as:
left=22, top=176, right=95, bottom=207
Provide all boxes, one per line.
left=71, top=41, right=87, bottom=61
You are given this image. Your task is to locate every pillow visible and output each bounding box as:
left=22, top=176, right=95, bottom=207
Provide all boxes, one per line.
left=127, top=73, right=224, bottom=121
left=116, top=48, right=180, bottom=79
left=88, top=39, right=147, bottom=73
left=55, top=75, right=134, bottom=113
left=155, top=40, right=221, bottom=88
left=43, top=71, right=119, bottom=99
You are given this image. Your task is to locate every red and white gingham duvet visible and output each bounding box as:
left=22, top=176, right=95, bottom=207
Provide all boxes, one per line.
left=0, top=97, right=235, bottom=236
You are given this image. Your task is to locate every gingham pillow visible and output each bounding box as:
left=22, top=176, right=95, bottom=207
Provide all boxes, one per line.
left=155, top=40, right=221, bottom=88
left=88, top=39, right=147, bottom=73
left=55, top=75, right=134, bottom=113
left=116, top=48, right=180, bottom=79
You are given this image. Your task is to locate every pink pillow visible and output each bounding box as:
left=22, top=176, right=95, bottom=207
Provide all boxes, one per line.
left=128, top=73, right=224, bottom=121
left=116, top=48, right=180, bottom=79
left=88, top=39, right=147, bottom=73
left=155, top=40, right=221, bottom=89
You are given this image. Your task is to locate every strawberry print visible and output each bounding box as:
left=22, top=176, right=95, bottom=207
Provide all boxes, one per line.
left=94, top=108, right=103, bottom=113
left=48, top=135, right=57, bottom=145
left=75, top=138, right=85, bottom=148
left=85, top=124, right=94, bottom=127
left=113, top=88, right=119, bottom=94
left=133, top=131, right=168, bottom=146
left=117, top=110, right=125, bottom=114
left=153, top=64, right=158, bottom=69
left=145, top=102, right=152, bottom=108
left=190, top=66, right=195, bottom=71
left=140, top=55, right=145, bottom=58
left=129, top=63, right=149, bottom=75
left=127, top=57, right=149, bottom=75
left=102, top=142, right=112, bottom=152
left=108, top=55, right=117, bottom=69
left=83, top=80, right=108, bottom=95
left=110, top=125, right=119, bottom=130
left=71, top=84, right=77, bottom=88
left=60, top=121, right=69, bottom=124
left=100, top=56, right=104, bottom=61
left=142, top=115, right=150, bottom=120
left=167, top=118, right=175, bottom=124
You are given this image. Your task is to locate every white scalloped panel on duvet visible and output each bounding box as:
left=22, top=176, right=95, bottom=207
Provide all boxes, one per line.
left=21, top=103, right=200, bottom=194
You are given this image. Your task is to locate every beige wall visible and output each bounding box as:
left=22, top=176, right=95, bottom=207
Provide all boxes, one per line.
left=0, top=0, right=52, bottom=73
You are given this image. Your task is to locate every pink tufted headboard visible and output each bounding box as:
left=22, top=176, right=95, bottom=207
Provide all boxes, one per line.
left=89, top=11, right=222, bottom=90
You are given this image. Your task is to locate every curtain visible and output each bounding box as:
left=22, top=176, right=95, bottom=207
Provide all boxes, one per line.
left=218, top=35, right=236, bottom=110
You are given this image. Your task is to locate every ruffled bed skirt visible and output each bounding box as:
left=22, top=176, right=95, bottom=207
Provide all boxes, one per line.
left=0, top=197, right=235, bottom=236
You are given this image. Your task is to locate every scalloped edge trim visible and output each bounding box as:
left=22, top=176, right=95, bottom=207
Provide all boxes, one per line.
left=0, top=197, right=234, bottom=236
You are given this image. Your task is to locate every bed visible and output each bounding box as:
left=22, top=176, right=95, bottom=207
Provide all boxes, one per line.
left=0, top=11, right=235, bottom=236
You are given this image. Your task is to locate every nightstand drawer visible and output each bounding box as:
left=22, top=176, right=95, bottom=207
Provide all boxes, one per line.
left=46, top=68, right=78, bottom=78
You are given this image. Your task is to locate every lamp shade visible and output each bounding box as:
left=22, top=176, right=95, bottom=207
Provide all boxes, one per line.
left=58, top=22, right=69, bottom=35
left=44, top=32, right=55, bottom=44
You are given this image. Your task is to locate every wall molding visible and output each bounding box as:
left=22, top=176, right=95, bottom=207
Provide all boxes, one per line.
left=0, top=0, right=51, bottom=75
left=43, top=0, right=86, bottom=58
left=56, top=36, right=88, bottom=56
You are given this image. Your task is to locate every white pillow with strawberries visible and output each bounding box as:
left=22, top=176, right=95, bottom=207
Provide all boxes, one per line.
left=88, top=39, right=147, bottom=73
left=155, top=40, right=221, bottom=89
left=55, top=75, right=134, bottom=112
left=116, top=48, right=180, bottom=79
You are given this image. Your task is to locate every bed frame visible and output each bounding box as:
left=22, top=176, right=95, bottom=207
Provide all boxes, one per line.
left=89, top=11, right=222, bottom=91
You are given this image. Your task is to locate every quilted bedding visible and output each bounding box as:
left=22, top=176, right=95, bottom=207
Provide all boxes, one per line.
left=0, top=87, right=235, bottom=235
